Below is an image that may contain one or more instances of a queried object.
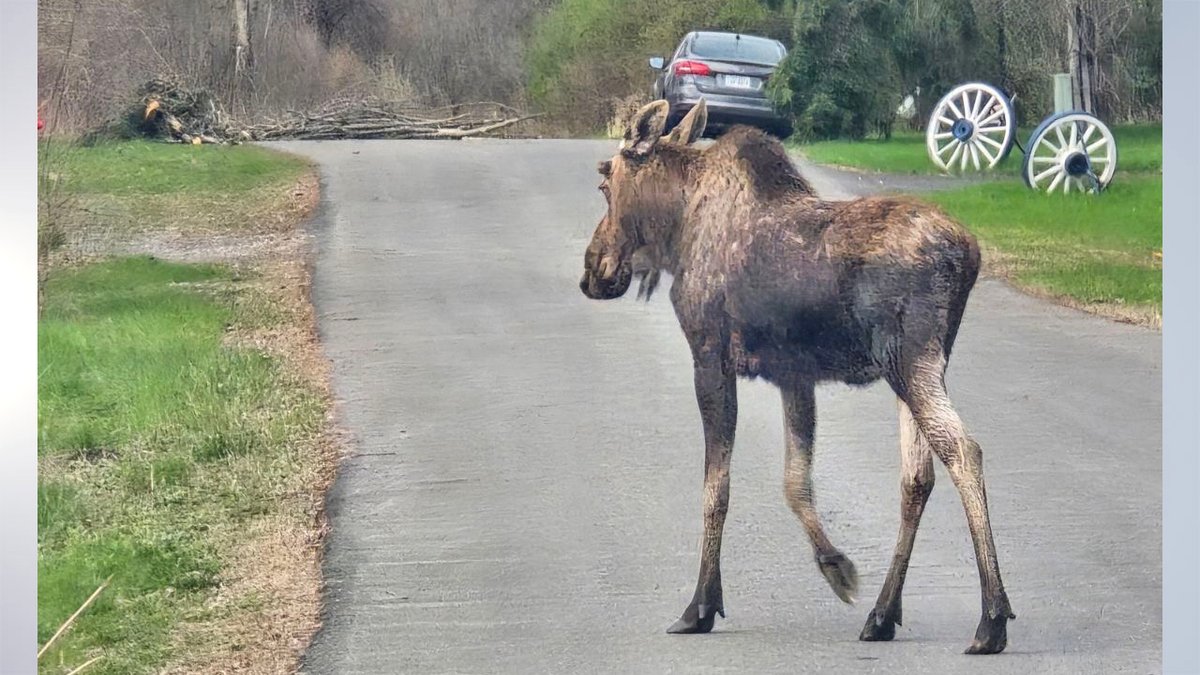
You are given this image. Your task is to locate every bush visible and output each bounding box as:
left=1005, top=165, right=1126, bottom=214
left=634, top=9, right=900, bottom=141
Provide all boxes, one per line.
left=767, top=0, right=905, bottom=140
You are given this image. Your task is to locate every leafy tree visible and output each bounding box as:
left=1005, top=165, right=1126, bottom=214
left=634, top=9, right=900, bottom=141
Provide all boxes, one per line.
left=768, top=0, right=905, bottom=140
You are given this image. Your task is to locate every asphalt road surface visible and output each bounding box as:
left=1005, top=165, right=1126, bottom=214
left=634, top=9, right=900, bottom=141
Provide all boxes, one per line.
left=273, top=138, right=1162, bottom=674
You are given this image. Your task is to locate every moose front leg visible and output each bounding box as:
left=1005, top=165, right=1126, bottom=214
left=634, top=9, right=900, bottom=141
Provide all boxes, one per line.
left=667, top=346, right=737, bottom=634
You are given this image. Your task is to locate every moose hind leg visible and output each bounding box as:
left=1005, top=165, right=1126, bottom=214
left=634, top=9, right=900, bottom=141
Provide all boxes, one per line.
left=782, top=381, right=858, bottom=604
left=903, top=352, right=1015, bottom=654
left=860, top=398, right=935, bottom=641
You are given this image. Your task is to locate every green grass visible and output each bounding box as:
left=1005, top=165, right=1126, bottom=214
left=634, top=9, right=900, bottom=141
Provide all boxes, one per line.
left=38, top=256, right=324, bottom=674
left=791, top=124, right=1161, bottom=176
left=58, top=139, right=309, bottom=196
left=37, top=139, right=322, bottom=673
left=40, top=139, right=310, bottom=237
left=790, top=123, right=1162, bottom=320
left=925, top=174, right=1162, bottom=314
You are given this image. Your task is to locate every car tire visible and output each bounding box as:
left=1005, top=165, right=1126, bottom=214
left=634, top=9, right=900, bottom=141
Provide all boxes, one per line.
left=663, top=109, right=685, bottom=134
left=766, top=121, right=794, bottom=140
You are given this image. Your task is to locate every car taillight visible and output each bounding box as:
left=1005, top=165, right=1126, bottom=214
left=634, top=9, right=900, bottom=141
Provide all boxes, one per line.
left=673, top=60, right=711, bottom=77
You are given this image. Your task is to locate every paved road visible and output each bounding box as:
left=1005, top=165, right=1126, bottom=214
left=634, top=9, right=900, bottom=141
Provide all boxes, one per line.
left=274, top=139, right=1162, bottom=674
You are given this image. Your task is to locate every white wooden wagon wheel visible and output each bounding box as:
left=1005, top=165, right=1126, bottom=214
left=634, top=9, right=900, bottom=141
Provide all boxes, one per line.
left=925, top=82, right=1016, bottom=172
left=1021, top=111, right=1118, bottom=194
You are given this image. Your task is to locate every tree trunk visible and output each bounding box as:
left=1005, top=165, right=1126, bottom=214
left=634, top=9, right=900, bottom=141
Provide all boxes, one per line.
left=1067, top=4, right=1081, bottom=110
left=229, top=0, right=253, bottom=110
left=1075, top=2, right=1093, bottom=113
left=1083, top=3, right=1097, bottom=114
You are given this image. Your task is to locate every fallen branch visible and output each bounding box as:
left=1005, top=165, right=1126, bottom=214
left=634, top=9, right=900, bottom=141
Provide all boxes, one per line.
left=243, top=101, right=542, bottom=141
left=38, top=575, right=112, bottom=660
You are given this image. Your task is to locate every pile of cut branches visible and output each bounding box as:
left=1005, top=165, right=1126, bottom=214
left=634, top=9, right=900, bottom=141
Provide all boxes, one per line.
left=110, top=78, right=245, bottom=145
left=92, top=80, right=540, bottom=144
left=245, top=98, right=542, bottom=141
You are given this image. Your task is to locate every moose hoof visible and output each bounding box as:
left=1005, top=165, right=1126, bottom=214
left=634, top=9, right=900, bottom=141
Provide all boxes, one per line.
left=816, top=552, right=859, bottom=604
left=858, top=608, right=897, bottom=642
left=964, top=613, right=1011, bottom=655
left=666, top=603, right=724, bottom=634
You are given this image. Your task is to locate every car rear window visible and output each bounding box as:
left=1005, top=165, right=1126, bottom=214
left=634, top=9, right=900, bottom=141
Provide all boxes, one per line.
left=689, top=34, right=784, bottom=65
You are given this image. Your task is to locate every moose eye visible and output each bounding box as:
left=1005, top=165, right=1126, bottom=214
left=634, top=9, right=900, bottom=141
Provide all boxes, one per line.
left=599, top=184, right=611, bottom=199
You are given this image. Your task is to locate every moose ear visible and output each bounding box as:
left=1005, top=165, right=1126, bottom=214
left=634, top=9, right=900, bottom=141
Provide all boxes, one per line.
left=664, top=100, right=707, bottom=145
left=624, top=100, right=671, bottom=157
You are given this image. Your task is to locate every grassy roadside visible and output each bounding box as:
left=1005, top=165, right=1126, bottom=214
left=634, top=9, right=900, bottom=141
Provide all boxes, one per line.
left=789, top=125, right=1162, bottom=176
left=38, top=140, right=334, bottom=674
left=791, top=125, right=1163, bottom=326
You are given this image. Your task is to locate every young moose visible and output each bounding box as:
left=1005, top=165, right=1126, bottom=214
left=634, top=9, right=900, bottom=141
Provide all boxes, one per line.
left=579, top=100, right=1015, bottom=654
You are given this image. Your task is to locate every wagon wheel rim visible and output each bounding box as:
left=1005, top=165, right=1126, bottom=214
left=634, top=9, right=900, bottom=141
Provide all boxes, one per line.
left=1022, top=112, right=1118, bottom=194
left=925, top=82, right=1015, bottom=173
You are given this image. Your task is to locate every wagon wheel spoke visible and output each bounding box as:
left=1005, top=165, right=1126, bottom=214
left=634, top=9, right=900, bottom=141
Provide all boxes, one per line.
left=935, top=138, right=958, bottom=158
left=1038, top=136, right=1061, bottom=155
left=1046, top=171, right=1065, bottom=193
left=1054, top=124, right=1068, bottom=150
left=968, top=140, right=982, bottom=170
left=946, top=141, right=965, bottom=169
left=1082, top=123, right=1098, bottom=144
left=970, top=91, right=987, bottom=121
left=1087, top=137, right=1109, bottom=155
left=937, top=115, right=955, bottom=127
left=959, top=138, right=970, bottom=170
left=961, top=92, right=972, bottom=122
left=976, top=140, right=997, bottom=165
left=977, top=133, right=1006, bottom=152
left=976, top=124, right=1009, bottom=137
left=1031, top=156, right=1058, bottom=163
left=978, top=94, right=996, bottom=122
left=977, top=104, right=1005, bottom=128
left=933, top=131, right=955, bottom=140
left=1033, top=164, right=1059, bottom=183
left=1068, top=121, right=1079, bottom=150
left=946, top=99, right=965, bottom=121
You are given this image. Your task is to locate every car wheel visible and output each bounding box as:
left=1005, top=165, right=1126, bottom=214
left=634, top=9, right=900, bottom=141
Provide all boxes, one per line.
left=664, top=111, right=685, bottom=134
left=766, top=121, right=794, bottom=140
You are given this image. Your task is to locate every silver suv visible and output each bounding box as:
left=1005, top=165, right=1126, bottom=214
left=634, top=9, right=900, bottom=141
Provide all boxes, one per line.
left=649, top=31, right=792, bottom=139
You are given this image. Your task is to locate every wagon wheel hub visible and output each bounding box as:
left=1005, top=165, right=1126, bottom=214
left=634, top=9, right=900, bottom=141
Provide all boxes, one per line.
left=951, top=119, right=975, bottom=142
left=1063, top=151, right=1091, bottom=177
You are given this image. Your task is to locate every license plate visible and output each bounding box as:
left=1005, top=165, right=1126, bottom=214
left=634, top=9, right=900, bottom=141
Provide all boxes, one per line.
left=722, top=75, right=758, bottom=90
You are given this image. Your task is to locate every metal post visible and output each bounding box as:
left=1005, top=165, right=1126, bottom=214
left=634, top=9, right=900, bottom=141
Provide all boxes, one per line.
left=1053, top=73, right=1074, bottom=113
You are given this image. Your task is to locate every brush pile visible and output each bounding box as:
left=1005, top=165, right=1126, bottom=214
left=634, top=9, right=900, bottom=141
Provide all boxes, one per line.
left=120, top=79, right=243, bottom=144
left=100, top=79, right=539, bottom=144
left=246, top=98, right=541, bottom=141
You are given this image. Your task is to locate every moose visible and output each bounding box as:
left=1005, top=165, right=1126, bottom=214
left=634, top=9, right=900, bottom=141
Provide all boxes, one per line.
left=578, top=100, right=1015, bottom=654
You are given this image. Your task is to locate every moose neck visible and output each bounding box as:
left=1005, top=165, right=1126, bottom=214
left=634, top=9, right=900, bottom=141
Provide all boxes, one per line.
left=627, top=145, right=699, bottom=274
left=702, top=127, right=816, bottom=201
